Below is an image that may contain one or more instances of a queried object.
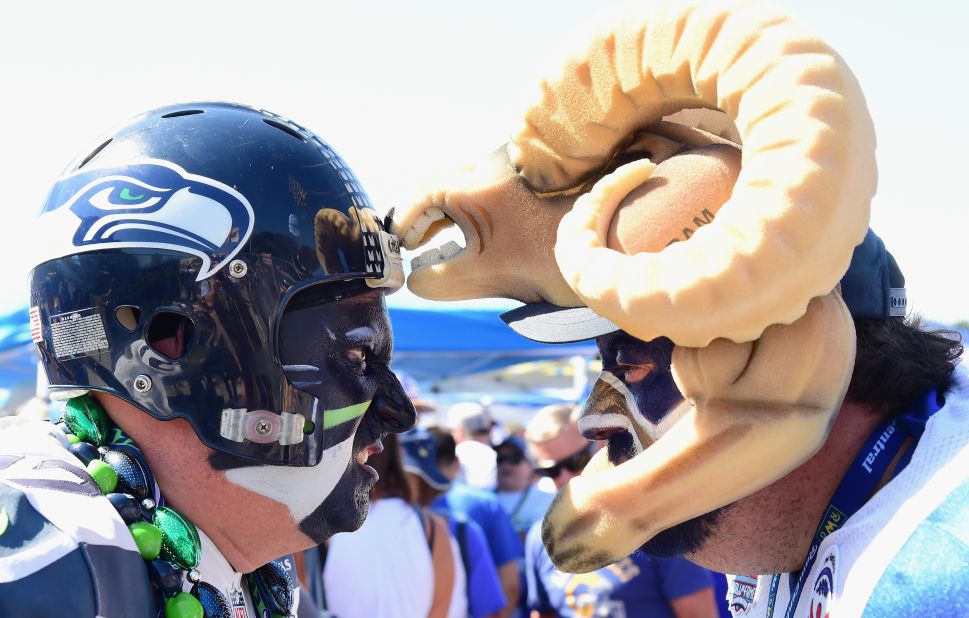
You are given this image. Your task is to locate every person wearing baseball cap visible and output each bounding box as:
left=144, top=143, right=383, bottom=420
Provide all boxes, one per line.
left=401, top=427, right=509, bottom=618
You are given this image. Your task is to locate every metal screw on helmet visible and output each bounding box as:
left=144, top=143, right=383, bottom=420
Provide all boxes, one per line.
left=229, top=259, right=248, bottom=278
left=133, top=375, right=152, bottom=393
left=254, top=419, right=273, bottom=435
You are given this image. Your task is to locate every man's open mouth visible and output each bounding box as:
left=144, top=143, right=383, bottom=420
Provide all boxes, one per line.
left=355, top=440, right=384, bottom=478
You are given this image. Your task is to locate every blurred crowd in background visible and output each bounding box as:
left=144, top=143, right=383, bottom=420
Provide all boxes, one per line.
left=295, top=399, right=733, bottom=618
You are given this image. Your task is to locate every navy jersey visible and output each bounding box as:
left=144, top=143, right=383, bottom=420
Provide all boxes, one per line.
left=0, top=418, right=155, bottom=617
left=0, top=418, right=277, bottom=618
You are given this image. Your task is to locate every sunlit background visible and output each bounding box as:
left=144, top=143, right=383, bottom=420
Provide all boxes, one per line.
left=2, top=0, right=967, bottom=323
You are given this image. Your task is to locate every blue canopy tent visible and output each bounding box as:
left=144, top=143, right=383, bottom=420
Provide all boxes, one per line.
left=4, top=304, right=965, bottom=415
left=388, top=307, right=595, bottom=381
left=0, top=304, right=597, bottom=414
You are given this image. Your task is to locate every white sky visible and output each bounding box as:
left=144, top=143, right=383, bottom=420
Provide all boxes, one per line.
left=2, top=0, right=966, bottom=322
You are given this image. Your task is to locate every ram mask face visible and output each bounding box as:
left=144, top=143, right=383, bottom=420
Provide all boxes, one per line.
left=393, top=0, right=874, bottom=572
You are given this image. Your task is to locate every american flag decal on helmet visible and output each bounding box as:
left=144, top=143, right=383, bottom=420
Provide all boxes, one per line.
left=29, top=306, right=43, bottom=343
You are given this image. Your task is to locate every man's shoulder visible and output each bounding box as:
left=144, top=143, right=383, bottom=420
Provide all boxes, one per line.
left=0, top=450, right=154, bottom=617
left=802, top=384, right=969, bottom=616
left=852, top=474, right=969, bottom=616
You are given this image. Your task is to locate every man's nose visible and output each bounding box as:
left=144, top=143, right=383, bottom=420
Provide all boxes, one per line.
left=369, top=375, right=417, bottom=432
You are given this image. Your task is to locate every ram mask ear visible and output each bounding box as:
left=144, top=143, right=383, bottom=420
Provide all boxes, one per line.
left=513, top=0, right=876, bottom=346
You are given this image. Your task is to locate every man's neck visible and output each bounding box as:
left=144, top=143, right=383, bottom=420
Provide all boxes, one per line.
left=688, top=400, right=886, bottom=574
left=97, top=394, right=308, bottom=573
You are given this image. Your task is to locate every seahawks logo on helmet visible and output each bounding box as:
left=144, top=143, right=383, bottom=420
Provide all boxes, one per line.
left=35, top=159, right=254, bottom=281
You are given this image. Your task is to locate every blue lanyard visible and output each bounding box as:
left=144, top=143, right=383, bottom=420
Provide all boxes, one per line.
left=764, top=389, right=943, bottom=618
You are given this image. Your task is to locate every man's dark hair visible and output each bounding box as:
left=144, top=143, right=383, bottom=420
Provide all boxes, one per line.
left=847, top=316, right=963, bottom=417
left=428, top=426, right=457, bottom=466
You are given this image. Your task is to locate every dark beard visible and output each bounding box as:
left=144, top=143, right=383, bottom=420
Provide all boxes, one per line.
left=638, top=504, right=729, bottom=558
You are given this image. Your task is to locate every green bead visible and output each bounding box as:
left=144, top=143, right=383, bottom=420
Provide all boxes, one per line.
left=65, top=433, right=81, bottom=444
left=86, top=459, right=117, bottom=494
left=129, top=521, right=162, bottom=560
left=62, top=396, right=111, bottom=446
left=164, top=591, right=203, bottom=618
left=154, top=507, right=201, bottom=570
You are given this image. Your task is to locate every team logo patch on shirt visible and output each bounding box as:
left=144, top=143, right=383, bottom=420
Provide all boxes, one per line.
left=809, top=545, right=838, bottom=618
left=729, top=574, right=758, bottom=615
left=230, top=585, right=249, bottom=618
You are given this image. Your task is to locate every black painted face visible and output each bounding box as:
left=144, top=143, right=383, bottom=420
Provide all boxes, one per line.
left=591, top=330, right=726, bottom=557
left=216, top=287, right=416, bottom=543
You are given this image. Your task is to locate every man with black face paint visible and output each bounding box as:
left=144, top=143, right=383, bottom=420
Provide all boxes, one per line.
left=0, top=103, right=415, bottom=618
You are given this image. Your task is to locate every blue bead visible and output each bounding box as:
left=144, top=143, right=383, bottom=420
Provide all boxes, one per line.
left=69, top=442, right=101, bottom=466
left=190, top=581, right=231, bottom=618
left=250, top=559, right=294, bottom=615
left=147, top=559, right=185, bottom=596
left=106, top=492, right=141, bottom=525
left=102, top=449, right=151, bottom=500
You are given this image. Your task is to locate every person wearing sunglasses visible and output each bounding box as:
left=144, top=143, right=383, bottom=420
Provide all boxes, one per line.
left=494, top=436, right=556, bottom=543
left=525, top=404, right=596, bottom=489
left=523, top=404, right=718, bottom=618
left=494, top=435, right=556, bottom=618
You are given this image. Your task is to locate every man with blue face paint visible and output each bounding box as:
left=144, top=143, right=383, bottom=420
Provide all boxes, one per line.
left=0, top=103, right=415, bottom=618
left=503, top=231, right=969, bottom=616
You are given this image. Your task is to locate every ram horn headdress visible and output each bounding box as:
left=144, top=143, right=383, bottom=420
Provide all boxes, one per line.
left=393, top=0, right=875, bottom=573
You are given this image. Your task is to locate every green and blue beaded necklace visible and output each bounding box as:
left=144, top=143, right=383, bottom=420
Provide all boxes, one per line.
left=58, top=394, right=295, bottom=618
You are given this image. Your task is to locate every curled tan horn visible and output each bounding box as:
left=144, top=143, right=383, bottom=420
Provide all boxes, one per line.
left=512, top=0, right=876, bottom=346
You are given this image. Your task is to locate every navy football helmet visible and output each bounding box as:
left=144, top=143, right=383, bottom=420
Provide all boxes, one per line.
left=28, top=102, right=405, bottom=466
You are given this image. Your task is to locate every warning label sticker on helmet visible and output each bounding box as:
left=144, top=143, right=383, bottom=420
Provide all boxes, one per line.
left=49, top=308, right=109, bottom=360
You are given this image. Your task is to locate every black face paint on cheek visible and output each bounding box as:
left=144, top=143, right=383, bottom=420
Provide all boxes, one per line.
left=299, top=367, right=416, bottom=541
left=299, top=405, right=386, bottom=542
left=285, top=290, right=414, bottom=541
left=208, top=292, right=390, bottom=472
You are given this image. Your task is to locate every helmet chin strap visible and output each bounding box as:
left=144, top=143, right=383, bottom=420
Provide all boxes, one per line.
left=224, top=431, right=356, bottom=522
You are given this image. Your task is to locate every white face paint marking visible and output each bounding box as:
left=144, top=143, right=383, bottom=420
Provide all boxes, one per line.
left=345, top=326, right=376, bottom=340
left=591, top=371, right=691, bottom=446
left=281, top=364, right=321, bottom=372
left=579, top=412, right=644, bottom=453
left=223, top=433, right=355, bottom=521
